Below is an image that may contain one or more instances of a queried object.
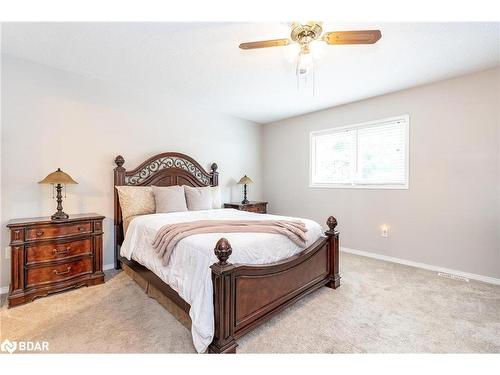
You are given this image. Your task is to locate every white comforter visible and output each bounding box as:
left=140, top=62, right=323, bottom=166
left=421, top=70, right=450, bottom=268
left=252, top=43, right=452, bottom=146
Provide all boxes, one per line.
left=120, top=208, right=324, bottom=353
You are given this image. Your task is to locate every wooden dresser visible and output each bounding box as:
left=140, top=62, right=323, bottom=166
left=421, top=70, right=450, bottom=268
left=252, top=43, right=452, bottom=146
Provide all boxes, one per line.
left=224, top=201, right=268, bottom=214
left=6, top=213, right=105, bottom=308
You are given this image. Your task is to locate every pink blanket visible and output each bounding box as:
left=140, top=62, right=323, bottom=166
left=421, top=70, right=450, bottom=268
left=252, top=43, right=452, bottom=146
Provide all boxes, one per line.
left=152, top=219, right=308, bottom=265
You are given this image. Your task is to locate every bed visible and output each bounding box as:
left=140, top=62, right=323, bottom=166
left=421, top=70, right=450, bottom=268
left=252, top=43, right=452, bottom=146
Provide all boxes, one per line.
left=114, top=152, right=341, bottom=353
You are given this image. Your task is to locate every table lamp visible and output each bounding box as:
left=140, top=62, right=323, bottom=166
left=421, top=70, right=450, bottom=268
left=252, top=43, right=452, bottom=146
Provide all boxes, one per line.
left=39, top=168, right=78, bottom=220
left=237, top=175, right=253, bottom=204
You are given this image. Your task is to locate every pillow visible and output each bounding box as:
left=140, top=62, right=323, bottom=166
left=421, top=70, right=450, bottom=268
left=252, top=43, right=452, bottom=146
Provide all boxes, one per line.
left=210, top=186, right=222, bottom=209
left=152, top=185, right=188, bottom=213
left=115, top=186, right=155, bottom=220
left=184, top=185, right=213, bottom=211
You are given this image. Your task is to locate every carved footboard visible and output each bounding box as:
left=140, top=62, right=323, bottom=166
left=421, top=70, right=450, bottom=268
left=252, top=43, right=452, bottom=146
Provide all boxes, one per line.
left=208, top=216, right=340, bottom=353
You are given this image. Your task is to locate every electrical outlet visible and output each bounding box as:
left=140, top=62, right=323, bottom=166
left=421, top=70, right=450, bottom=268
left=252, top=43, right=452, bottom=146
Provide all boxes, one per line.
left=381, top=226, right=389, bottom=238
left=5, top=247, right=11, bottom=260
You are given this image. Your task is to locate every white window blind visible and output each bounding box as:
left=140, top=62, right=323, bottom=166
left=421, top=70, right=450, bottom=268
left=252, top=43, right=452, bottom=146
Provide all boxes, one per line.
left=310, top=115, right=409, bottom=189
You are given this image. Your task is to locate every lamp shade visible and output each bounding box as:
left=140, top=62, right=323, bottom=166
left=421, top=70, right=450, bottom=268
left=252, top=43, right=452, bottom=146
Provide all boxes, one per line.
left=39, top=168, right=78, bottom=185
left=237, top=175, right=253, bottom=185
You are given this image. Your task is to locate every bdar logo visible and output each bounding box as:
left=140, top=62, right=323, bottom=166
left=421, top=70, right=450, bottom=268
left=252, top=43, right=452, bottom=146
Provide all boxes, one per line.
left=1, top=339, right=17, bottom=354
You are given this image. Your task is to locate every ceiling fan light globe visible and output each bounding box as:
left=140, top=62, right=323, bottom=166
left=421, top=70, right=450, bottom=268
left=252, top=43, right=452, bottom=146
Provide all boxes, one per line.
left=309, top=40, right=325, bottom=59
left=284, top=42, right=301, bottom=62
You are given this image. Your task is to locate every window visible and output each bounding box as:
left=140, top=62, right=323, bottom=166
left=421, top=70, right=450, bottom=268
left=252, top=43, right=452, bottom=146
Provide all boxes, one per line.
left=310, top=115, right=409, bottom=189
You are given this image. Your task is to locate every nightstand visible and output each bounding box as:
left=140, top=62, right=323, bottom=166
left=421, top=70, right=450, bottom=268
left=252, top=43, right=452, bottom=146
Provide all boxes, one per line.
left=6, top=213, right=105, bottom=308
left=224, top=201, right=268, bottom=214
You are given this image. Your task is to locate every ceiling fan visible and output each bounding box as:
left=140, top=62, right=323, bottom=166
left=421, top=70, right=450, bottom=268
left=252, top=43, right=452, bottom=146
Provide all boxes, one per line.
left=239, top=22, right=382, bottom=92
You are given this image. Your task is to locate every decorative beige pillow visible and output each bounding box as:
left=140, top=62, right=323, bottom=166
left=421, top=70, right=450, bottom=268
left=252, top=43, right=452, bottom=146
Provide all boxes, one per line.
left=115, top=186, right=155, bottom=220
left=152, top=185, right=188, bottom=213
left=184, top=186, right=213, bottom=211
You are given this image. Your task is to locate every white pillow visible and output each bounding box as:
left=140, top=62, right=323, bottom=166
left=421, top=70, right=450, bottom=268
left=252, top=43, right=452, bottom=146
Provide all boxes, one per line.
left=152, top=185, right=188, bottom=213
left=184, top=186, right=213, bottom=211
left=210, top=186, right=222, bottom=209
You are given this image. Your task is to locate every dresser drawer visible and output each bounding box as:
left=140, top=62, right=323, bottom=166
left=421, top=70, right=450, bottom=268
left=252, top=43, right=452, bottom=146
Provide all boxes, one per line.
left=26, top=222, right=92, bottom=241
left=243, top=205, right=266, bottom=214
left=26, top=257, right=93, bottom=288
left=224, top=202, right=267, bottom=214
left=26, top=238, right=93, bottom=265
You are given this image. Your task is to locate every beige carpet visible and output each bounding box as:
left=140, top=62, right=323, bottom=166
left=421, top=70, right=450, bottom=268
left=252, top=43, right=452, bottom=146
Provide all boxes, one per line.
left=1, top=253, right=499, bottom=353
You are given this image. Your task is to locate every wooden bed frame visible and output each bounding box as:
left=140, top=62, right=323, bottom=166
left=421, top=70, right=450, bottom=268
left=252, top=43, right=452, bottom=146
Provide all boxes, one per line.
left=114, top=152, right=340, bottom=353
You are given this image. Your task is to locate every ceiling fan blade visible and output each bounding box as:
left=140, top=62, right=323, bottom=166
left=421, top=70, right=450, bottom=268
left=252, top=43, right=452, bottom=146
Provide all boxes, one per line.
left=323, top=30, right=382, bottom=45
left=239, top=38, right=290, bottom=50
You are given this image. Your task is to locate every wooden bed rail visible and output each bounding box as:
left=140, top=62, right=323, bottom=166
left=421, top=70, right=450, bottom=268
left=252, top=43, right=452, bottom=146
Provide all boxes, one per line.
left=209, top=216, right=340, bottom=354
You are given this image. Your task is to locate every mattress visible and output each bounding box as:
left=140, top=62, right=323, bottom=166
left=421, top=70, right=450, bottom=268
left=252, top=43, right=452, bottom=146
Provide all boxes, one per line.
left=120, top=208, right=324, bottom=353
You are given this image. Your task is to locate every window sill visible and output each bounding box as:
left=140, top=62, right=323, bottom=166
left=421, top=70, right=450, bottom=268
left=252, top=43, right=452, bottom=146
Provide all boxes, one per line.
left=309, top=183, right=409, bottom=190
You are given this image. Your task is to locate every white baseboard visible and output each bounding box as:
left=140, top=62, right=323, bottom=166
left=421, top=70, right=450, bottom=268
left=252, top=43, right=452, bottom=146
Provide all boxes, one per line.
left=0, top=263, right=117, bottom=295
left=341, top=247, right=500, bottom=286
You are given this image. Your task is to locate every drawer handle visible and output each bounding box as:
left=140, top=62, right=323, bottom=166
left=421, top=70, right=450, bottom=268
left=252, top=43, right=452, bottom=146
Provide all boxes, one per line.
left=36, top=230, right=44, bottom=237
left=53, top=267, right=72, bottom=276
left=53, top=247, right=71, bottom=255
left=77, top=227, right=84, bottom=231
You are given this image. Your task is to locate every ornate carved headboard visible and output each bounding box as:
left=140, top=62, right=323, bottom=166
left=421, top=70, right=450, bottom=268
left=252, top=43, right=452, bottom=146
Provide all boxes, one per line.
left=113, top=152, right=219, bottom=268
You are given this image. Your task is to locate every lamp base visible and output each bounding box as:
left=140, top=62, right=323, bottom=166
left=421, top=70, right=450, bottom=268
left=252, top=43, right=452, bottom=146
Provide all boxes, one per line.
left=51, top=211, right=69, bottom=221
left=51, top=183, right=69, bottom=221
left=241, top=183, right=249, bottom=205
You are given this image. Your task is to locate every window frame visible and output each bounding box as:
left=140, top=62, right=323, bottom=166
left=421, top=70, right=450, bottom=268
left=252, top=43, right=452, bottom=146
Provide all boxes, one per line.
left=309, top=115, right=410, bottom=190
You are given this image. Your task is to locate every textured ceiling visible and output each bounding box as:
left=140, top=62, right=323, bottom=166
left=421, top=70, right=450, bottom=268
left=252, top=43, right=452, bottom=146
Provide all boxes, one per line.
left=2, top=22, right=499, bottom=123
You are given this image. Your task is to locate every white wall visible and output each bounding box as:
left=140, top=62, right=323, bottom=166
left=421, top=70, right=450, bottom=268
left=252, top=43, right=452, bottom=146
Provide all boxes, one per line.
left=263, top=67, right=500, bottom=279
left=0, top=55, right=263, bottom=289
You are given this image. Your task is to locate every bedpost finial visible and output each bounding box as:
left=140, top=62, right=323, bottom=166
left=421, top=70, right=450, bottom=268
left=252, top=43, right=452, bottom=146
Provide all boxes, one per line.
left=211, top=163, right=218, bottom=172
left=327, top=216, right=338, bottom=231
left=115, top=155, right=125, bottom=168
left=214, top=238, right=232, bottom=266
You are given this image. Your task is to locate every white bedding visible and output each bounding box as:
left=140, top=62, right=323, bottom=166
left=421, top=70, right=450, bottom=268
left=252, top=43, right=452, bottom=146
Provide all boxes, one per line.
left=120, top=208, right=324, bottom=353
